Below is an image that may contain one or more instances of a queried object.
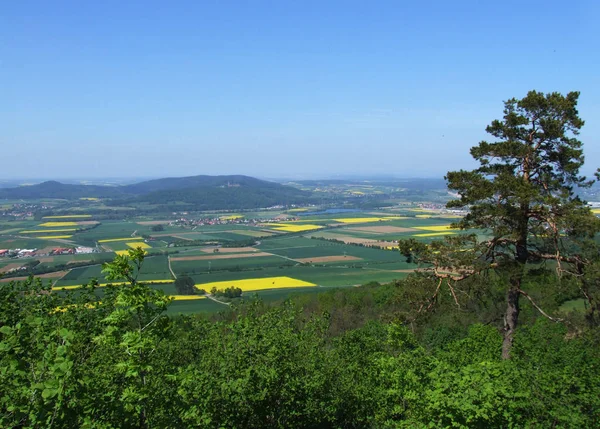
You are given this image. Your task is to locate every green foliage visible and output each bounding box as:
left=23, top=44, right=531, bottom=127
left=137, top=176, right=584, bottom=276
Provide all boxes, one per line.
left=174, top=275, right=196, bottom=295
left=399, top=90, right=600, bottom=358
left=1, top=266, right=599, bottom=427
left=210, top=285, right=242, bottom=298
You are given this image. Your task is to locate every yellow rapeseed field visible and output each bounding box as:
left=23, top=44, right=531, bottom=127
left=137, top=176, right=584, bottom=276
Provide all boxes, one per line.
left=20, top=229, right=77, bottom=233
left=98, top=237, right=144, bottom=243
left=413, top=225, right=455, bottom=232
left=39, top=222, right=79, bottom=227
left=170, top=295, right=206, bottom=300
left=269, top=223, right=323, bottom=232
left=413, top=232, right=456, bottom=237
left=592, top=208, right=600, bottom=214
left=196, top=276, right=316, bottom=293
left=127, top=242, right=151, bottom=249
left=53, top=279, right=173, bottom=291
left=415, top=214, right=433, bottom=218
left=43, top=215, right=92, bottom=219
left=115, top=250, right=129, bottom=256
left=39, top=235, right=73, bottom=239
left=220, top=214, right=244, bottom=220
left=287, top=208, right=309, bottom=212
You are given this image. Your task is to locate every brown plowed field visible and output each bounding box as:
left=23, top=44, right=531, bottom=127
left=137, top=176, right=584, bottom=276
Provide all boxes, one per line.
left=0, top=270, right=68, bottom=283
left=0, top=263, right=22, bottom=273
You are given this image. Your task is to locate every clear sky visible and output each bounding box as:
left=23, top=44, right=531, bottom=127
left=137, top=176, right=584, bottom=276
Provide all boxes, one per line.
left=2, top=0, right=599, bottom=180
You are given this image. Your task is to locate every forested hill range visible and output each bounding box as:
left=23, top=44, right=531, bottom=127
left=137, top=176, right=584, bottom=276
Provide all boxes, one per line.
left=0, top=175, right=311, bottom=210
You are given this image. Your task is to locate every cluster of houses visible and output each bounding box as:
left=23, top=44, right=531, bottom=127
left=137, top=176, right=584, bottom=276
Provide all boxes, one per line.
left=0, top=248, right=37, bottom=258
left=1, top=203, right=50, bottom=219
left=0, top=246, right=97, bottom=259
left=170, top=216, right=268, bottom=228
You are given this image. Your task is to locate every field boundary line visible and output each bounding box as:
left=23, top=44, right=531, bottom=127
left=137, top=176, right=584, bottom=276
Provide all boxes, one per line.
left=267, top=253, right=301, bottom=264
left=52, top=269, right=71, bottom=287
left=167, top=256, right=177, bottom=279
left=206, top=295, right=230, bottom=306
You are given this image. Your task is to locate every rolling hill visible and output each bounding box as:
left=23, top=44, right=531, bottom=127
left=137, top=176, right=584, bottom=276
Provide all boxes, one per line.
left=0, top=175, right=311, bottom=209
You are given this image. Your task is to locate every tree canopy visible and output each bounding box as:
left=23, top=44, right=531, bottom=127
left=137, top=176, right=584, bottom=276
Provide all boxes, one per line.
left=401, top=90, right=600, bottom=358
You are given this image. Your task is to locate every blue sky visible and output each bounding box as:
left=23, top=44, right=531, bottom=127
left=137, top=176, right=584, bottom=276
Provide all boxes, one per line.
left=2, top=0, right=599, bottom=179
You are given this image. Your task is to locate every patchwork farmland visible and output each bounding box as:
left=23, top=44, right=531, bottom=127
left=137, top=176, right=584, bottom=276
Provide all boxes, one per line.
left=0, top=205, right=473, bottom=313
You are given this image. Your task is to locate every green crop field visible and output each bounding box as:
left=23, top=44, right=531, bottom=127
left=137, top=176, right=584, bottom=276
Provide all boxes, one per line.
left=1, top=205, right=460, bottom=314
left=257, top=236, right=318, bottom=249
left=54, top=255, right=172, bottom=286
left=74, top=221, right=140, bottom=245
left=166, top=298, right=227, bottom=315
left=187, top=264, right=412, bottom=288
left=171, top=255, right=293, bottom=275
left=0, top=236, right=66, bottom=249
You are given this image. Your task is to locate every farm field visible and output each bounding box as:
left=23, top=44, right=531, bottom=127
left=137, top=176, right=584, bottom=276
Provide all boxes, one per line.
left=0, top=204, right=474, bottom=313
left=53, top=255, right=172, bottom=287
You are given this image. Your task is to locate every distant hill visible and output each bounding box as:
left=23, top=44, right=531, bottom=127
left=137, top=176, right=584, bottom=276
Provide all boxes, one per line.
left=0, top=181, right=127, bottom=199
left=0, top=175, right=311, bottom=209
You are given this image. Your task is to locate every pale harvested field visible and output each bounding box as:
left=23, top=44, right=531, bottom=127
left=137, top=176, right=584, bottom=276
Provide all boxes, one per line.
left=171, top=252, right=272, bottom=261
left=200, top=246, right=258, bottom=254
left=309, top=232, right=375, bottom=244
left=38, top=246, right=58, bottom=254
left=0, top=270, right=68, bottom=283
left=137, top=220, right=171, bottom=226
left=0, top=263, right=22, bottom=273
left=296, top=255, right=362, bottom=263
left=347, top=226, right=415, bottom=234
left=38, top=257, right=54, bottom=263
left=76, top=221, right=100, bottom=226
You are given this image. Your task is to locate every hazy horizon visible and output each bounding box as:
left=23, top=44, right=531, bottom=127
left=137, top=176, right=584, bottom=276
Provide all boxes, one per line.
left=3, top=1, right=599, bottom=179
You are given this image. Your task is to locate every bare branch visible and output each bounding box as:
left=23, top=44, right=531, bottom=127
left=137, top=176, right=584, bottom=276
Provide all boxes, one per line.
left=447, top=280, right=461, bottom=308
left=518, top=289, right=563, bottom=322
left=424, top=278, right=444, bottom=313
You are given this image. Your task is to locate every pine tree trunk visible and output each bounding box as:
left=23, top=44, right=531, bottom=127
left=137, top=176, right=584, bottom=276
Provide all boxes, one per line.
left=503, top=202, right=528, bottom=360
left=502, top=284, right=520, bottom=359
